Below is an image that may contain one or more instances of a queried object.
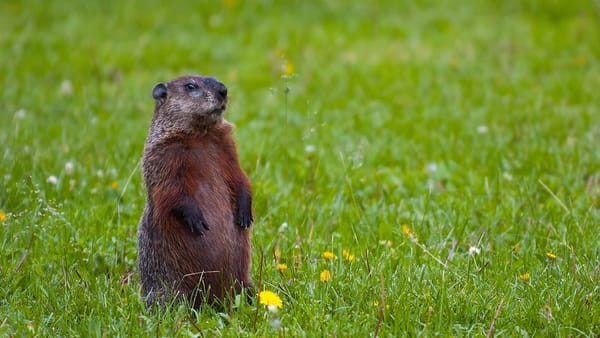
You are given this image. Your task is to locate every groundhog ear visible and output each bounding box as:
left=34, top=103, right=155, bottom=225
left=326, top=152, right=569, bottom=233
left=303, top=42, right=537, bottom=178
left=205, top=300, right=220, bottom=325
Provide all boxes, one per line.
left=152, top=83, right=168, bottom=100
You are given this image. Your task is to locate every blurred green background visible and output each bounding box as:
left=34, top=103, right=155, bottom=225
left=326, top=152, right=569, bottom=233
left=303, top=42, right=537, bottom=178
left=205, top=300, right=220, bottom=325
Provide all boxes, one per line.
left=1, top=0, right=599, bottom=336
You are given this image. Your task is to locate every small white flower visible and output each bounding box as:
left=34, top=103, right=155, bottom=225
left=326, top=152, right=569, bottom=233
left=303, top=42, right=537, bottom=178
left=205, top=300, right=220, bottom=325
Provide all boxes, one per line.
left=15, top=109, right=26, bottom=119
left=269, top=317, right=282, bottom=330
left=305, top=144, right=316, bottom=153
left=96, top=170, right=104, bottom=178
left=60, top=79, right=73, bottom=96
left=476, top=125, right=489, bottom=134
left=46, top=175, right=58, bottom=185
left=267, top=304, right=279, bottom=313
left=64, top=162, right=75, bottom=176
left=426, top=163, right=438, bottom=173
left=468, top=246, right=481, bottom=255
left=278, top=222, right=288, bottom=232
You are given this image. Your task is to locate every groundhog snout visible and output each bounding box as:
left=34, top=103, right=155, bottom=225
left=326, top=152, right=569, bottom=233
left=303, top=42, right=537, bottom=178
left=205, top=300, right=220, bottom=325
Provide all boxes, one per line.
left=203, top=77, right=228, bottom=102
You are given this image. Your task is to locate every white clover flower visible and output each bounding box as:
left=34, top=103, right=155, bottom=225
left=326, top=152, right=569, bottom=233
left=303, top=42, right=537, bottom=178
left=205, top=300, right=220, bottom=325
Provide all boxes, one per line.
left=305, top=144, right=316, bottom=153
left=468, top=246, right=481, bottom=255
left=64, top=162, right=75, bottom=176
left=60, top=79, right=73, bottom=96
left=47, top=175, right=58, bottom=185
left=426, top=163, right=438, bottom=173
left=15, top=109, right=26, bottom=119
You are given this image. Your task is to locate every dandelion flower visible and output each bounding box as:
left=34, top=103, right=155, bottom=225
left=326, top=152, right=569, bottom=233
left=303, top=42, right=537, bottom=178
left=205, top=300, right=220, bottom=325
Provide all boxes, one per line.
left=342, top=249, right=355, bottom=261
left=322, top=251, right=336, bottom=260
left=512, top=243, right=521, bottom=254
left=274, top=248, right=281, bottom=260
left=373, top=300, right=379, bottom=307
left=110, top=181, right=119, bottom=189
left=546, top=252, right=557, bottom=260
left=259, top=290, right=282, bottom=309
left=379, top=239, right=394, bottom=247
left=0, top=210, right=6, bottom=222
left=402, top=224, right=414, bottom=238
left=518, top=273, right=530, bottom=282
left=476, top=125, right=489, bottom=134
left=276, top=263, right=287, bottom=273
left=222, top=0, right=238, bottom=9
left=468, top=246, right=481, bottom=255
left=305, top=144, right=316, bottom=153
left=15, top=109, right=26, bottom=119
left=60, top=79, right=73, bottom=96
left=64, top=162, right=75, bottom=176
left=576, top=56, right=587, bottom=66
left=281, top=61, right=294, bottom=76
left=320, top=269, right=331, bottom=282
left=47, top=175, right=58, bottom=185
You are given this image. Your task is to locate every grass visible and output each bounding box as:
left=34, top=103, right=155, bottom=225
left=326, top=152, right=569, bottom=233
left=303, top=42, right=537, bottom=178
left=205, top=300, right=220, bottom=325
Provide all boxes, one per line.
left=1, top=0, right=599, bottom=336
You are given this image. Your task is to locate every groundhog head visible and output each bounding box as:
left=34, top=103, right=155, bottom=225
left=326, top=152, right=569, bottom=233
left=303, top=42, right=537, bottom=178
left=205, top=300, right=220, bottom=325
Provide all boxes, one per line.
left=151, top=75, right=228, bottom=130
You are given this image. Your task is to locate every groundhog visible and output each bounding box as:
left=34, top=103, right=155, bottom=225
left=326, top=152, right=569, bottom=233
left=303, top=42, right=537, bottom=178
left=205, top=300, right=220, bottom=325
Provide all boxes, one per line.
left=137, top=75, right=253, bottom=308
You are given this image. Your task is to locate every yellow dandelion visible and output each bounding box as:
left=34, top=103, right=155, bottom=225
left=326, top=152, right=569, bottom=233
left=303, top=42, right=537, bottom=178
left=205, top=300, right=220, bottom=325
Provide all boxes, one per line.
left=0, top=210, right=6, bottom=222
left=342, top=249, right=355, bottom=261
left=276, top=263, right=287, bottom=273
left=379, top=240, right=393, bottom=247
left=518, top=273, right=530, bottom=282
left=402, top=224, right=414, bottom=238
left=322, top=251, right=336, bottom=260
left=281, top=61, right=294, bottom=77
left=222, top=0, right=238, bottom=9
left=259, top=290, right=282, bottom=308
left=320, top=269, right=331, bottom=282
left=275, top=48, right=286, bottom=59
left=110, top=181, right=119, bottom=189
left=373, top=300, right=379, bottom=307
left=274, top=248, right=281, bottom=260
left=512, top=243, right=521, bottom=254
left=546, top=252, right=557, bottom=260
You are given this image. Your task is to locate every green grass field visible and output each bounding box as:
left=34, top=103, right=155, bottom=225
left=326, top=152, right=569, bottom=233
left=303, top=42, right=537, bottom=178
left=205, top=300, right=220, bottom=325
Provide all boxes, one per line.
left=1, top=0, right=599, bottom=336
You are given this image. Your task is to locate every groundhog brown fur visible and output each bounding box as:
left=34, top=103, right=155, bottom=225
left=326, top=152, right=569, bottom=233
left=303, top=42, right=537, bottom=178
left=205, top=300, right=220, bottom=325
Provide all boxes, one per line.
left=137, top=75, right=253, bottom=308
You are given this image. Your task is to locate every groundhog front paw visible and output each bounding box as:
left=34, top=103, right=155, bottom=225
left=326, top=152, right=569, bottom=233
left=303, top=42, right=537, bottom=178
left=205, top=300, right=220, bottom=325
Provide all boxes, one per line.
left=172, top=204, right=210, bottom=236
left=237, top=209, right=253, bottom=229
left=236, top=187, right=253, bottom=228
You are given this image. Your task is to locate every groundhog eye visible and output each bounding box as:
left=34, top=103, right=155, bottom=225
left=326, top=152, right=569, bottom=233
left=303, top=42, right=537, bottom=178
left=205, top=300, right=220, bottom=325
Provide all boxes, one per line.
left=185, top=83, right=199, bottom=91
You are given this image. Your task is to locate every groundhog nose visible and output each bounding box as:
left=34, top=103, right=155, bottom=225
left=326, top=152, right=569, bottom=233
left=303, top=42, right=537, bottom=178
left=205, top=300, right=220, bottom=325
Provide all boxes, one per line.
left=204, top=77, right=227, bottom=100
left=217, top=85, right=227, bottom=100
